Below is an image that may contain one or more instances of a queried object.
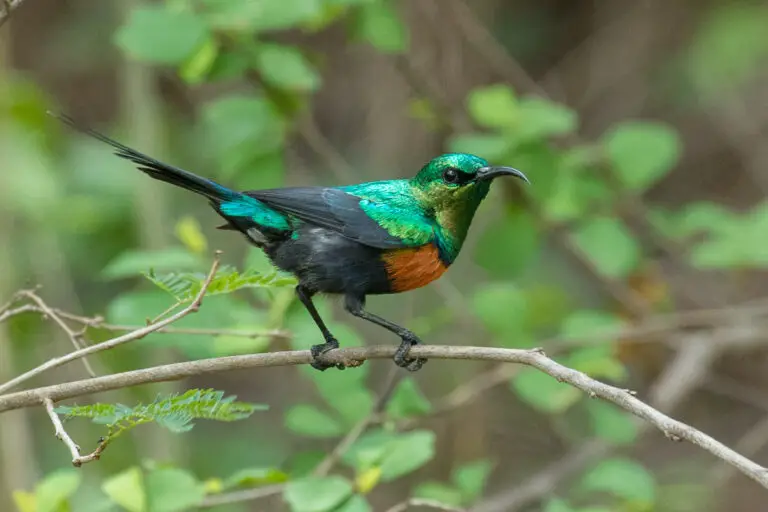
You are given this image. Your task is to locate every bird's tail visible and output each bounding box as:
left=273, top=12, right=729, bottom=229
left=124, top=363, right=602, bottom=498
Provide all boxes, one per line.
left=50, top=112, right=239, bottom=203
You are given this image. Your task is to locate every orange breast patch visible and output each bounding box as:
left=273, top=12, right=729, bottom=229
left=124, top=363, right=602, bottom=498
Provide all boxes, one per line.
left=382, top=244, right=449, bottom=292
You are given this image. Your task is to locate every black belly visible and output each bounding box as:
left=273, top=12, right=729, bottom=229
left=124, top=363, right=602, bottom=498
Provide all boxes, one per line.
left=266, top=226, right=392, bottom=296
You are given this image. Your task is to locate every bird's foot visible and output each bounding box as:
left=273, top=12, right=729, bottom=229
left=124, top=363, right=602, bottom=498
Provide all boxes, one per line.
left=310, top=337, right=345, bottom=371
left=394, top=333, right=427, bottom=372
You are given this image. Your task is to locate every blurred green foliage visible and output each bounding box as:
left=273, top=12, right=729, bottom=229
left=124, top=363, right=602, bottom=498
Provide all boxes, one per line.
left=3, top=0, right=766, bottom=511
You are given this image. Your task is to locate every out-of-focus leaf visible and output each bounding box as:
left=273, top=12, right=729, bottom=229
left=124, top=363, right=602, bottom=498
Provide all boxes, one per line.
left=179, top=37, right=219, bottom=84
left=379, top=430, right=436, bottom=481
left=199, top=0, right=324, bottom=31
left=560, top=310, right=625, bottom=344
left=145, top=468, right=205, bottom=512
left=35, top=470, right=82, bottom=512
left=467, top=85, right=518, bottom=128
left=102, top=467, right=146, bottom=512
left=385, top=377, right=432, bottom=420
left=512, top=368, right=581, bottom=413
left=11, top=491, right=36, bottom=512
left=174, top=216, right=208, bottom=255
left=448, top=133, right=515, bottom=162
left=285, top=405, right=344, bottom=438
left=115, top=6, right=209, bottom=65
left=334, top=495, right=373, bottom=512
left=578, top=458, right=656, bottom=504
left=254, top=44, right=321, bottom=92
left=470, top=282, right=531, bottom=346
left=223, top=468, right=289, bottom=490
left=544, top=498, right=575, bottom=512
left=102, top=247, right=204, bottom=279
left=413, top=482, right=464, bottom=507
left=452, top=459, right=493, bottom=503
left=603, top=121, right=681, bottom=192
left=355, top=466, right=382, bottom=494
left=586, top=401, right=637, bottom=445
left=572, top=217, right=640, bottom=278
left=516, top=97, right=577, bottom=141
left=353, top=1, right=408, bottom=53
left=284, top=476, right=353, bottom=512
left=565, top=346, right=627, bottom=382
left=474, top=208, right=539, bottom=279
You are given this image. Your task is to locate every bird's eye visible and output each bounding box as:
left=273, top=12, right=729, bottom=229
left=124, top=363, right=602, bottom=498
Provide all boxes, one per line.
left=442, top=169, right=459, bottom=184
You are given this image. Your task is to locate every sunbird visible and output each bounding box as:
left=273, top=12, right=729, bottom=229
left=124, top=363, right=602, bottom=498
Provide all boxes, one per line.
left=53, top=113, right=528, bottom=372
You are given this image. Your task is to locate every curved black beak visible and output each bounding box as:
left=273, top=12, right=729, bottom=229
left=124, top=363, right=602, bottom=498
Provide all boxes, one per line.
left=476, top=166, right=529, bottom=184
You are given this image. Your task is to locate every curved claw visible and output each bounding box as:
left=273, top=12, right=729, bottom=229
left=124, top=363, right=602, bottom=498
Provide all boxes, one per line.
left=393, top=333, right=427, bottom=372
left=310, top=338, right=346, bottom=371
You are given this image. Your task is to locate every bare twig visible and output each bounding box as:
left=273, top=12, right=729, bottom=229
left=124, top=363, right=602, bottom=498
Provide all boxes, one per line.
left=42, top=397, right=108, bottom=466
left=0, top=251, right=223, bottom=394
left=0, top=0, right=26, bottom=28
left=20, top=290, right=97, bottom=378
left=386, top=498, right=467, bottom=512
left=2, top=345, right=768, bottom=490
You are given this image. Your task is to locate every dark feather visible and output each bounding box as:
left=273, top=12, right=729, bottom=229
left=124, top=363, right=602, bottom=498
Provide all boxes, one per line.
left=246, top=187, right=408, bottom=249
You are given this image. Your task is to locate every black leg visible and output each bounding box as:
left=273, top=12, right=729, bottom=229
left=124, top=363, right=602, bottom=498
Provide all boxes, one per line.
left=295, top=285, right=344, bottom=371
left=344, top=295, right=426, bottom=372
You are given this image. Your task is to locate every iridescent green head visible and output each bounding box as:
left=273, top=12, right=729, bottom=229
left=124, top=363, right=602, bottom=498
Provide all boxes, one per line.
left=410, top=153, right=528, bottom=260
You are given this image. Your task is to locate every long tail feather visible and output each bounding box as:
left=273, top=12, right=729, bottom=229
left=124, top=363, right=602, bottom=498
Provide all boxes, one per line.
left=49, top=112, right=236, bottom=202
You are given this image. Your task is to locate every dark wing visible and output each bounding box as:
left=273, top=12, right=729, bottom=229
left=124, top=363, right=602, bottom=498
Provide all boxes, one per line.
left=246, top=187, right=432, bottom=249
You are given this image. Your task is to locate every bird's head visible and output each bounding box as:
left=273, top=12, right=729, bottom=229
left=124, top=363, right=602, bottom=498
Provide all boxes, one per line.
left=411, top=153, right=528, bottom=211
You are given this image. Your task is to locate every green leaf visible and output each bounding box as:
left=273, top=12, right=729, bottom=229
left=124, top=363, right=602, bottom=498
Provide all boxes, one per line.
left=572, top=217, right=640, bottom=278
left=199, top=0, right=324, bottom=32
left=333, top=494, right=372, bottom=512
left=202, top=95, right=286, bottom=176
left=223, top=467, right=289, bottom=490
left=452, top=459, right=493, bottom=503
left=342, top=429, right=397, bottom=471
left=354, top=2, right=408, bottom=53
left=603, top=121, right=681, bottom=192
left=560, top=310, right=625, bottom=344
left=102, top=247, right=204, bottom=279
left=474, top=208, right=539, bottom=279
left=386, top=378, right=432, bottom=419
left=174, top=216, right=208, bottom=255
left=285, top=404, right=345, bottom=438
left=586, top=401, right=637, bottom=445
left=516, top=97, right=577, bottom=141
left=115, top=6, right=209, bottom=65
left=470, top=283, right=531, bottom=346
left=284, top=476, right=353, bottom=512
left=579, top=458, right=656, bottom=504
left=544, top=498, right=575, bottom=512
left=448, top=133, right=514, bottom=162
left=35, top=470, right=82, bottom=512
left=467, top=85, right=518, bottom=128
left=379, top=430, right=436, bottom=481
left=254, top=44, right=320, bottom=92
left=512, top=368, right=581, bottom=413
left=565, top=346, right=627, bottom=382
left=413, top=482, right=464, bottom=507
left=103, top=467, right=146, bottom=512
left=145, top=468, right=205, bottom=512
left=144, top=265, right=296, bottom=303
left=179, top=37, right=220, bottom=85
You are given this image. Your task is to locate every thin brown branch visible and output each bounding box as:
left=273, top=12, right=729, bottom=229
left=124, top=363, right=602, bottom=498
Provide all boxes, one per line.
left=20, top=290, right=96, bottom=378
left=0, top=0, right=26, bottom=28
left=42, top=397, right=108, bottom=466
left=0, top=251, right=223, bottom=395
left=2, top=345, right=768, bottom=490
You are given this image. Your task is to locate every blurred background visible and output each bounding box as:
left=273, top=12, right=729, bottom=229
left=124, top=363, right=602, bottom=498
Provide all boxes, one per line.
left=2, top=1, right=768, bottom=511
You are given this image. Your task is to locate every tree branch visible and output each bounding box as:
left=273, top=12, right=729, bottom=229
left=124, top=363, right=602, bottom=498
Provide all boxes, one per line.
left=0, top=0, right=25, bottom=28
left=42, top=398, right=107, bottom=467
left=0, top=251, right=223, bottom=395
left=2, top=345, right=768, bottom=490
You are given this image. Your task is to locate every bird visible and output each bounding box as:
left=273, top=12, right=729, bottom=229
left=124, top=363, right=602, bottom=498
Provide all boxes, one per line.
left=52, top=112, right=529, bottom=372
